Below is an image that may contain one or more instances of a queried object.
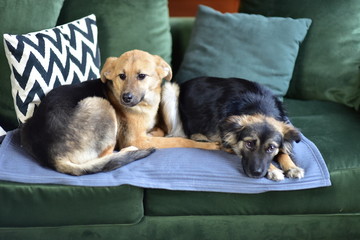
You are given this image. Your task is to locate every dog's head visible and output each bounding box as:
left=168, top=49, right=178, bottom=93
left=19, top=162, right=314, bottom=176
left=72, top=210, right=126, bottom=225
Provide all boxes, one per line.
left=100, top=49, right=172, bottom=108
left=220, top=114, right=301, bottom=178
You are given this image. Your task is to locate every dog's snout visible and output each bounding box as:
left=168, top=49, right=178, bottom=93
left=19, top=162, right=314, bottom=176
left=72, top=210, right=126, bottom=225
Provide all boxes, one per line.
left=122, top=92, right=133, bottom=103
left=250, top=167, right=264, bottom=178
left=242, top=157, right=268, bottom=179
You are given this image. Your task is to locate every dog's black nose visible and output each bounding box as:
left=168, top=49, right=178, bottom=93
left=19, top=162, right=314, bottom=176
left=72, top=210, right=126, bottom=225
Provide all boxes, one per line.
left=122, top=93, right=133, bottom=103
left=252, top=169, right=263, bottom=177
left=246, top=166, right=265, bottom=178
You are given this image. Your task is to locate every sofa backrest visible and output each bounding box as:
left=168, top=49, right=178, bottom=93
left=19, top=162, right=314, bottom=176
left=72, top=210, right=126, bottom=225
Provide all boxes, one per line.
left=240, top=0, right=360, bottom=110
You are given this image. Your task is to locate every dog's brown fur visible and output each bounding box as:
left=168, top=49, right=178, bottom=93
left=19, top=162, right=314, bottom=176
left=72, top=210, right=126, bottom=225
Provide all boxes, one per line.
left=21, top=50, right=218, bottom=176
left=100, top=50, right=219, bottom=150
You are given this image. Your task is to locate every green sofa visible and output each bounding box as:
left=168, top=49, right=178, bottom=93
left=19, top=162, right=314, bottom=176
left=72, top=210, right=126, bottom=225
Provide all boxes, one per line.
left=1, top=0, right=359, bottom=239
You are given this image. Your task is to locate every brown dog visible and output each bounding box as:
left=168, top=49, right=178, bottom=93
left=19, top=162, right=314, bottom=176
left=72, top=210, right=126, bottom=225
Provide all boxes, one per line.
left=100, top=50, right=219, bottom=150
left=21, top=50, right=219, bottom=176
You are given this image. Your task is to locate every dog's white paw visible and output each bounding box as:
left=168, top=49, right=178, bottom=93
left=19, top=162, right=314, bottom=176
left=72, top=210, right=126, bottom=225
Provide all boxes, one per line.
left=267, top=168, right=285, bottom=181
left=286, top=167, right=305, bottom=179
left=120, top=146, right=139, bottom=152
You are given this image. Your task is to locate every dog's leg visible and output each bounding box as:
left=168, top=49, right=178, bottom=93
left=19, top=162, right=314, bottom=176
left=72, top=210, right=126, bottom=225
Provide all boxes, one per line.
left=133, top=136, right=219, bottom=150
left=267, top=164, right=285, bottom=181
left=98, top=145, right=116, bottom=158
left=148, top=127, right=165, bottom=137
left=276, top=153, right=304, bottom=179
left=190, top=133, right=210, bottom=142
left=222, top=147, right=235, bottom=154
left=120, top=146, right=139, bottom=152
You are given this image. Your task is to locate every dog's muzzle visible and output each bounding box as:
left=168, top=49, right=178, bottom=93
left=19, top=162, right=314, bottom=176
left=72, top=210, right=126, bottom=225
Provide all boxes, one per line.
left=122, top=92, right=133, bottom=104
left=242, top=157, right=269, bottom=179
left=245, top=166, right=267, bottom=178
left=121, top=92, right=144, bottom=107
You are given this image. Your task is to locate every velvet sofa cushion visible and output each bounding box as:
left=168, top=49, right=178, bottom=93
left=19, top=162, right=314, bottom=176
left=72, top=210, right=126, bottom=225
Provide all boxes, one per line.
left=0, top=0, right=64, bottom=131
left=175, top=5, right=311, bottom=97
left=57, top=0, right=172, bottom=66
left=0, top=182, right=144, bottom=227
left=0, top=215, right=359, bottom=240
left=144, top=100, right=360, bottom=216
left=240, top=0, right=360, bottom=110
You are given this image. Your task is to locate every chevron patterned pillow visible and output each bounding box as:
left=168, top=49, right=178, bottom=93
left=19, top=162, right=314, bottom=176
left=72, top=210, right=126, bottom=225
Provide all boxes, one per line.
left=3, top=14, right=101, bottom=123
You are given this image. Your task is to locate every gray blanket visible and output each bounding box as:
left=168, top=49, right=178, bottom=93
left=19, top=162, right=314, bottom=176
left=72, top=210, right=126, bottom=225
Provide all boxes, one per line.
left=0, top=129, right=330, bottom=193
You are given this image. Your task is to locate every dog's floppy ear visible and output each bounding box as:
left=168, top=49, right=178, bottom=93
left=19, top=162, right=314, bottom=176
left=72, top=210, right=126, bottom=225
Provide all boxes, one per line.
left=283, top=124, right=302, bottom=143
left=154, top=55, right=172, bottom=81
left=219, top=116, right=244, bottom=148
left=100, top=57, right=118, bottom=83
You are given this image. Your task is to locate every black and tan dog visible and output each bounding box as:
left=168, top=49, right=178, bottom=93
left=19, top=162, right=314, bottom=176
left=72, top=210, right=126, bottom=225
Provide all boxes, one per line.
left=21, top=50, right=218, bottom=176
left=162, top=77, right=304, bottom=181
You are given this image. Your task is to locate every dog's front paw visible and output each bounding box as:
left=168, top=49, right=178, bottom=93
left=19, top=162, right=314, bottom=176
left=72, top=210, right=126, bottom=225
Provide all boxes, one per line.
left=120, top=146, right=139, bottom=152
left=267, top=168, right=285, bottom=181
left=286, top=167, right=305, bottom=179
left=206, top=142, right=221, bottom=150
left=221, top=147, right=234, bottom=154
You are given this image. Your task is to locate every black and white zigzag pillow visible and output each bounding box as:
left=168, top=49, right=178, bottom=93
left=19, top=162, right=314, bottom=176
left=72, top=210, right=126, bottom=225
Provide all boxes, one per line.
left=3, top=14, right=101, bottom=123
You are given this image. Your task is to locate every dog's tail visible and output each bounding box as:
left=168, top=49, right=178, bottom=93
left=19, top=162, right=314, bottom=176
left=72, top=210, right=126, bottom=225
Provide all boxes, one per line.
left=160, top=82, right=186, bottom=137
left=54, top=148, right=155, bottom=176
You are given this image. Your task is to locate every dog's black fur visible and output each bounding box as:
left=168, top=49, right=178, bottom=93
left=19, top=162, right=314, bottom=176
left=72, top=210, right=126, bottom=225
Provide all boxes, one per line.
left=21, top=79, right=106, bottom=168
left=179, top=77, right=302, bottom=180
left=179, top=77, right=287, bottom=134
left=21, top=79, right=154, bottom=175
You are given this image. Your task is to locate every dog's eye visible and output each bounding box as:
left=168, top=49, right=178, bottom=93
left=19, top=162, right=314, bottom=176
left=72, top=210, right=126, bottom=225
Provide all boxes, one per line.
left=119, top=73, right=126, bottom=80
left=137, top=74, right=146, bottom=80
left=266, top=144, right=276, bottom=153
left=245, top=141, right=256, bottom=150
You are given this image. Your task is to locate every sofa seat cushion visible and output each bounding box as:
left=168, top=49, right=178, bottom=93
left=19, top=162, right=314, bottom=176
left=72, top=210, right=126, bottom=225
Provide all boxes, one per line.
left=144, top=99, right=360, bottom=216
left=1, top=215, right=359, bottom=240
left=284, top=99, right=360, bottom=171
left=0, top=182, right=144, bottom=227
